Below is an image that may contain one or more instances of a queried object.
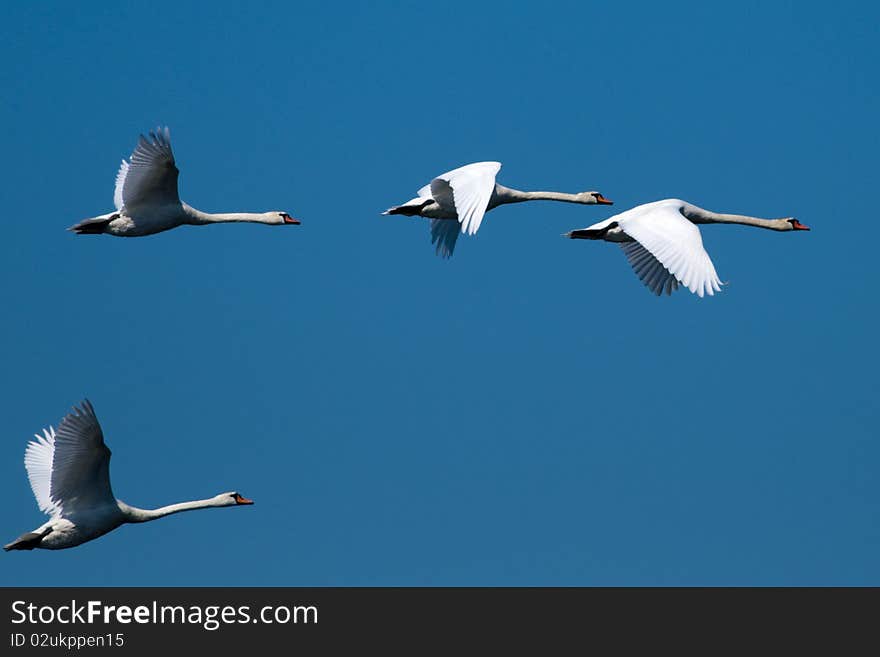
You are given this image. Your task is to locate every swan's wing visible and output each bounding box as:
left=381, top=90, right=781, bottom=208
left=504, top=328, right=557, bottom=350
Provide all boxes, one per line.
left=430, top=219, right=460, bottom=258
left=618, top=204, right=722, bottom=297
left=48, top=400, right=115, bottom=515
left=429, top=161, right=501, bottom=235
left=117, top=127, right=180, bottom=211
left=24, top=428, right=60, bottom=516
left=619, top=242, right=680, bottom=296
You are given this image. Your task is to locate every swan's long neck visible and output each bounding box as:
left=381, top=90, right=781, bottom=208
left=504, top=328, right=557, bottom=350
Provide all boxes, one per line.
left=182, top=203, right=271, bottom=225
left=682, top=204, right=793, bottom=231
left=491, top=185, right=586, bottom=207
left=119, top=498, right=226, bottom=523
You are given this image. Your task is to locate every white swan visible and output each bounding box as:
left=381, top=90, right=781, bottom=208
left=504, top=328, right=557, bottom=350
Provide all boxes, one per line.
left=4, top=400, right=253, bottom=551
left=383, top=161, right=612, bottom=257
left=69, top=127, right=300, bottom=237
left=565, top=199, right=809, bottom=297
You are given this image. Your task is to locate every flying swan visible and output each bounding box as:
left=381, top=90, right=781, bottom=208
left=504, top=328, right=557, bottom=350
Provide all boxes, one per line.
left=69, top=127, right=300, bottom=236
left=565, top=199, right=809, bottom=297
left=383, top=161, right=612, bottom=257
left=5, top=400, right=254, bottom=551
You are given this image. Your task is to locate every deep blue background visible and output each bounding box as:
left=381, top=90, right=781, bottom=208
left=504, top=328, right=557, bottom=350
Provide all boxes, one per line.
left=1, top=1, right=877, bottom=585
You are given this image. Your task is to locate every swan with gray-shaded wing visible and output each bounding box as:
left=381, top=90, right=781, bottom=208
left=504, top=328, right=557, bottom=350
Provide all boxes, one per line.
left=69, top=127, right=301, bottom=236
left=4, top=400, right=254, bottom=551
left=383, top=161, right=612, bottom=257
left=565, top=198, right=809, bottom=297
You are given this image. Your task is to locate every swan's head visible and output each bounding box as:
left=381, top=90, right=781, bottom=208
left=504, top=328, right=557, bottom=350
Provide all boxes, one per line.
left=216, top=491, right=255, bottom=507
left=266, top=211, right=301, bottom=226
left=785, top=218, right=810, bottom=231
left=579, top=192, right=613, bottom=205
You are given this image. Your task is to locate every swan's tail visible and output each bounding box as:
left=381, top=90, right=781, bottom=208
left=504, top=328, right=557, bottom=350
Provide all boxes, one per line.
left=68, top=213, right=117, bottom=235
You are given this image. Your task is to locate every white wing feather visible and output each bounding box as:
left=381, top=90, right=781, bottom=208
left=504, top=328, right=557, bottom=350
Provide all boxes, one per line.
left=113, top=160, right=129, bottom=211
left=118, top=127, right=180, bottom=211
left=24, top=428, right=60, bottom=516
left=429, top=161, right=501, bottom=235
left=618, top=202, right=723, bottom=297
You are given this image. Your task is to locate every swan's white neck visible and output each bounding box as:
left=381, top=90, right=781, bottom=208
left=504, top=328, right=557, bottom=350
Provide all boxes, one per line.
left=492, top=185, right=587, bottom=207
left=682, top=204, right=794, bottom=231
left=182, top=203, right=274, bottom=225
left=119, top=497, right=228, bottom=523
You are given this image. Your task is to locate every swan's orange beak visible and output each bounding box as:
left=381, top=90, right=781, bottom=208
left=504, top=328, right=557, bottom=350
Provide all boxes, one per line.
left=234, top=494, right=254, bottom=505
left=282, top=214, right=301, bottom=225
left=595, top=194, right=613, bottom=205
left=790, top=219, right=810, bottom=231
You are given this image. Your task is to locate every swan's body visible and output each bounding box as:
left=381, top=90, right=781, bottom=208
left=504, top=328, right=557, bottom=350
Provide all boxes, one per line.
left=383, top=161, right=612, bottom=257
left=565, top=199, right=809, bottom=297
left=4, top=400, right=253, bottom=551
left=70, top=128, right=300, bottom=237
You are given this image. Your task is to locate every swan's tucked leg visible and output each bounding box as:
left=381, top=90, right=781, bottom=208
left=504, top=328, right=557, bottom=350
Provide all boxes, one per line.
left=68, top=213, right=118, bottom=235
left=382, top=199, right=433, bottom=216
left=3, top=526, right=52, bottom=551
left=565, top=224, right=616, bottom=240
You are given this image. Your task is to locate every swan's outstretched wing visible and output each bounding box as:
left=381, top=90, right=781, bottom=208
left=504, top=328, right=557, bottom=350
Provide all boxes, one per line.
left=43, top=400, right=115, bottom=516
left=115, top=127, right=180, bottom=211
left=429, top=161, right=501, bottom=235
left=430, top=219, right=460, bottom=258
left=618, top=202, right=722, bottom=298
left=24, top=428, right=60, bottom=516
left=619, top=242, right=680, bottom=296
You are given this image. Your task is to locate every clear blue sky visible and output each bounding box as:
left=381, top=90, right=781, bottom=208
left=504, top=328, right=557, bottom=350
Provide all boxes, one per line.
left=1, top=1, right=877, bottom=585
